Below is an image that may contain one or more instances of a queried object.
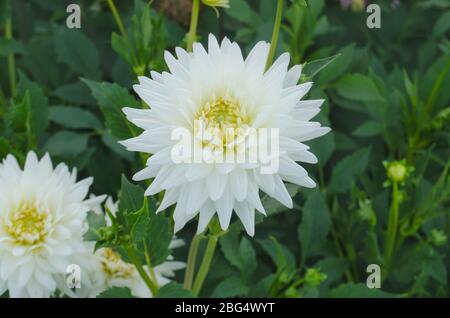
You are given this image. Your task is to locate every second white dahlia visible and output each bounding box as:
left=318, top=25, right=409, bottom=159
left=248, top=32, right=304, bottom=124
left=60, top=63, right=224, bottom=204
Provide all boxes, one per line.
left=121, top=34, right=330, bottom=236
left=0, top=152, right=104, bottom=297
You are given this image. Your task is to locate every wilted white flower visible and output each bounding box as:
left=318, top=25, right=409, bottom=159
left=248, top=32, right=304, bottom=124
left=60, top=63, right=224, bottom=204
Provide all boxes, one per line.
left=0, top=152, right=104, bottom=298
left=121, top=34, right=330, bottom=236
left=91, top=198, right=185, bottom=297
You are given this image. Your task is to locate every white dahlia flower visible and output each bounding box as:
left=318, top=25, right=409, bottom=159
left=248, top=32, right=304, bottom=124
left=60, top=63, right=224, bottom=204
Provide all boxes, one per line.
left=0, top=152, right=104, bottom=298
left=91, top=198, right=185, bottom=298
left=121, top=34, right=330, bottom=236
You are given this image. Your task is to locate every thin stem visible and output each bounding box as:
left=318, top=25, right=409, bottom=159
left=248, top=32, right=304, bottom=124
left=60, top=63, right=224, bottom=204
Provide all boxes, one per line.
left=106, top=0, right=127, bottom=38
left=143, top=240, right=160, bottom=290
left=183, top=234, right=202, bottom=290
left=126, top=246, right=159, bottom=296
left=192, top=235, right=218, bottom=296
left=330, top=196, right=354, bottom=282
left=107, top=0, right=143, bottom=74
left=186, top=0, right=200, bottom=52
left=5, top=18, right=16, bottom=97
left=330, top=225, right=354, bottom=282
left=265, top=0, right=284, bottom=71
left=384, top=182, right=400, bottom=268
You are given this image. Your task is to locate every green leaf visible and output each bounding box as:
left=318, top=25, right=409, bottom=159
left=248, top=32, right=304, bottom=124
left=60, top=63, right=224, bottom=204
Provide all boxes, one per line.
left=6, top=91, right=30, bottom=133
left=248, top=274, right=276, bottom=297
left=21, top=37, right=61, bottom=88
left=302, top=54, right=340, bottom=80
left=98, top=287, right=134, bottom=298
left=53, top=82, right=95, bottom=105
left=43, top=131, right=89, bottom=157
left=329, top=283, right=398, bottom=298
left=130, top=197, right=172, bottom=266
left=328, top=147, right=371, bottom=194
left=314, top=257, right=349, bottom=286
left=16, top=72, right=49, bottom=139
left=82, top=79, right=140, bottom=140
left=0, top=137, right=12, bottom=158
left=220, top=230, right=244, bottom=270
left=211, top=276, right=249, bottom=298
left=433, top=11, right=450, bottom=38
left=335, top=74, right=384, bottom=102
left=118, top=175, right=144, bottom=214
left=0, top=38, right=26, bottom=56
left=49, top=106, right=102, bottom=130
left=101, top=133, right=134, bottom=161
left=257, top=237, right=296, bottom=271
left=142, top=211, right=172, bottom=264
left=318, top=44, right=355, bottom=83
left=291, top=0, right=308, bottom=6
left=226, top=0, right=261, bottom=25
left=419, top=245, right=447, bottom=284
left=157, top=283, right=193, bottom=298
left=220, top=230, right=257, bottom=278
left=53, top=27, right=100, bottom=79
left=298, top=191, right=331, bottom=262
left=130, top=198, right=151, bottom=243
left=309, top=131, right=335, bottom=168
left=84, top=211, right=107, bottom=242
left=352, top=120, right=383, bottom=137
left=0, top=0, right=11, bottom=26
left=239, top=237, right=257, bottom=278
left=112, top=32, right=132, bottom=66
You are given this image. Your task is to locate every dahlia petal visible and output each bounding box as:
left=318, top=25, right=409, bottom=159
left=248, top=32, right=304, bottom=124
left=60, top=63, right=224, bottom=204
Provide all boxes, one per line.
left=234, top=202, right=255, bottom=236
left=284, top=64, right=302, bottom=87
left=157, top=188, right=179, bottom=213
left=197, top=201, right=216, bottom=234
left=207, top=172, right=227, bottom=200
left=230, top=169, right=248, bottom=202
left=214, top=188, right=234, bottom=230
left=295, top=126, right=331, bottom=142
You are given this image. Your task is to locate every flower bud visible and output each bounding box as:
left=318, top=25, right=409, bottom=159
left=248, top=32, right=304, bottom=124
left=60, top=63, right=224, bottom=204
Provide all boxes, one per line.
left=383, top=159, right=412, bottom=184
left=351, top=0, right=367, bottom=11
left=202, top=0, right=230, bottom=8
left=431, top=229, right=447, bottom=247
left=304, top=268, right=327, bottom=287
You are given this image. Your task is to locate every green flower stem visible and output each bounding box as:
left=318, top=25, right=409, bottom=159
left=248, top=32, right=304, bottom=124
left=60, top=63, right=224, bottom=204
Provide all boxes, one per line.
left=126, top=246, right=159, bottom=296
left=187, top=0, right=201, bottom=52
left=106, top=0, right=127, bottom=38
left=143, top=240, right=160, bottom=290
left=265, top=0, right=284, bottom=71
left=5, top=18, right=16, bottom=97
left=183, top=234, right=202, bottom=290
left=384, top=181, right=400, bottom=268
left=192, top=234, right=218, bottom=296
left=106, top=0, right=141, bottom=73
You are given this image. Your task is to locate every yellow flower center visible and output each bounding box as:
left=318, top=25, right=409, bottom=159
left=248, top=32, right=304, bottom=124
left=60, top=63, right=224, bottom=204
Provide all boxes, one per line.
left=195, top=95, right=250, bottom=152
left=6, top=202, right=48, bottom=246
left=198, top=96, right=248, bottom=129
left=100, top=248, right=135, bottom=279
